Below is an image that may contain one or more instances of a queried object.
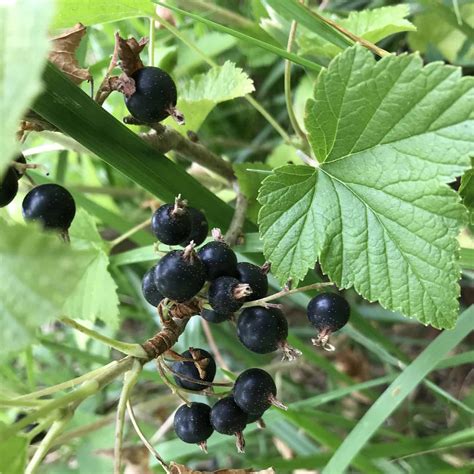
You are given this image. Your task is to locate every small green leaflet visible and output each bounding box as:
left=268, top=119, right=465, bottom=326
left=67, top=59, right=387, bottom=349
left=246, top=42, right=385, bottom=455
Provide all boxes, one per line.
left=0, top=426, right=27, bottom=474
left=298, top=5, right=416, bottom=58
left=258, top=45, right=473, bottom=328
left=165, top=61, right=254, bottom=134
left=0, top=222, right=95, bottom=355
left=0, top=0, right=53, bottom=174
left=63, top=210, right=119, bottom=328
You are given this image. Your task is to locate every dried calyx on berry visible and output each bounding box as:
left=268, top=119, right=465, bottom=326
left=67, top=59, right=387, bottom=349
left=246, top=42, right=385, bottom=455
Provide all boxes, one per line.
left=22, top=183, right=76, bottom=233
left=208, top=276, right=252, bottom=314
left=151, top=195, right=191, bottom=245
left=174, top=402, right=213, bottom=452
left=237, top=306, right=301, bottom=361
left=198, top=229, right=238, bottom=280
left=154, top=242, right=205, bottom=302
left=210, top=396, right=248, bottom=453
left=141, top=265, right=163, bottom=307
left=171, top=348, right=216, bottom=391
left=236, top=262, right=269, bottom=301
left=307, top=292, right=350, bottom=351
left=233, top=368, right=286, bottom=416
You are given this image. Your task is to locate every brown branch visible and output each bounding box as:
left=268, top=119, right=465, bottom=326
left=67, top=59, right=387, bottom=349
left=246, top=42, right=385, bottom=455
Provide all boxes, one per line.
left=224, top=185, right=248, bottom=246
left=141, top=124, right=235, bottom=181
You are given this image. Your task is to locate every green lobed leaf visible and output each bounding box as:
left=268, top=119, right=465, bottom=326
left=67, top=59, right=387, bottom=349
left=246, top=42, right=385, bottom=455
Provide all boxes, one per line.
left=258, top=45, right=474, bottom=328
left=0, top=222, right=95, bottom=355
left=63, top=210, right=119, bottom=327
left=0, top=426, right=27, bottom=474
left=165, top=61, right=255, bottom=134
left=0, top=0, right=53, bottom=174
left=51, top=0, right=153, bottom=29
left=299, top=5, right=416, bottom=58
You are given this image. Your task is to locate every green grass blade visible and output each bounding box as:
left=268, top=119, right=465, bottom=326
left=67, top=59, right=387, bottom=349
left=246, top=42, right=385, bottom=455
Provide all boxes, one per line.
left=323, top=306, right=474, bottom=474
left=153, top=1, right=323, bottom=72
left=32, top=63, right=249, bottom=231
left=460, top=247, right=474, bottom=269
left=265, top=0, right=352, bottom=50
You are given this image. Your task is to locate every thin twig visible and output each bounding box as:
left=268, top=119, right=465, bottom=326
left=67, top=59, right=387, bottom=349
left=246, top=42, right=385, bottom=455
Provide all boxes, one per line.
left=241, top=282, right=334, bottom=308
left=95, top=32, right=121, bottom=105
left=109, top=217, right=152, bottom=249
left=224, top=185, right=248, bottom=247
left=200, top=318, right=231, bottom=372
left=141, top=124, right=235, bottom=181
left=127, top=400, right=171, bottom=473
left=114, top=360, right=142, bottom=474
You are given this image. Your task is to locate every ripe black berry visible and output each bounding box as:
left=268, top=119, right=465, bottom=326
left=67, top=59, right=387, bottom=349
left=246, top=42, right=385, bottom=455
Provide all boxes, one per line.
left=22, top=183, right=76, bottom=231
left=234, top=368, right=284, bottom=415
left=201, top=308, right=232, bottom=324
left=125, top=66, right=177, bottom=123
left=151, top=198, right=191, bottom=245
left=154, top=247, right=205, bottom=302
left=141, top=266, right=163, bottom=307
left=174, top=402, right=213, bottom=448
left=237, top=306, right=288, bottom=354
left=180, top=207, right=209, bottom=246
left=172, top=348, right=216, bottom=391
left=208, top=276, right=252, bottom=313
left=0, top=167, right=19, bottom=207
left=236, top=262, right=268, bottom=301
left=307, top=292, right=350, bottom=349
left=198, top=241, right=238, bottom=280
left=210, top=396, right=247, bottom=452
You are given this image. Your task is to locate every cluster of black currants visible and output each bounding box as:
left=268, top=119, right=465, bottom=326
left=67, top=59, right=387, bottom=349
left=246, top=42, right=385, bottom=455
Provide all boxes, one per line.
left=141, top=196, right=298, bottom=359
left=171, top=348, right=283, bottom=453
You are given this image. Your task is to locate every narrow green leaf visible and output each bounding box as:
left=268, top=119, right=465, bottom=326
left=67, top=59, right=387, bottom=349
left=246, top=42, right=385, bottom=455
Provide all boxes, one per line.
left=259, top=45, right=474, bottom=328
left=0, top=0, right=53, bottom=173
left=153, top=1, right=323, bottom=72
left=51, top=0, right=153, bottom=29
left=460, top=248, right=474, bottom=270
left=265, top=0, right=352, bottom=49
left=322, top=306, right=474, bottom=474
left=32, top=63, right=245, bottom=231
left=0, top=222, right=95, bottom=355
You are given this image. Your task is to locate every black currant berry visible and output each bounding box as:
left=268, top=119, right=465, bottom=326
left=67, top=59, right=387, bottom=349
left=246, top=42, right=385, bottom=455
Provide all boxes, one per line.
left=208, top=276, right=252, bottom=313
left=201, top=308, right=232, bottom=324
left=180, top=207, right=209, bottom=246
left=174, top=402, right=213, bottom=448
left=234, top=368, right=285, bottom=415
left=151, top=199, right=191, bottom=245
left=210, top=396, right=247, bottom=452
left=0, top=167, right=19, bottom=207
left=125, top=66, right=177, bottom=123
left=198, top=241, right=238, bottom=280
left=154, top=247, right=205, bottom=302
left=236, top=262, right=268, bottom=301
left=237, top=306, right=288, bottom=354
left=172, top=348, right=216, bottom=391
left=141, top=266, right=163, bottom=307
left=22, top=183, right=76, bottom=231
left=13, top=153, right=27, bottom=179
left=307, top=292, right=350, bottom=350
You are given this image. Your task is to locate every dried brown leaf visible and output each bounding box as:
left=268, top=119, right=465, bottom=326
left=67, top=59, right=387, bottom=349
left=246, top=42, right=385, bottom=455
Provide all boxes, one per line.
left=169, top=464, right=274, bottom=474
left=117, top=35, right=148, bottom=76
left=49, top=23, right=91, bottom=84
